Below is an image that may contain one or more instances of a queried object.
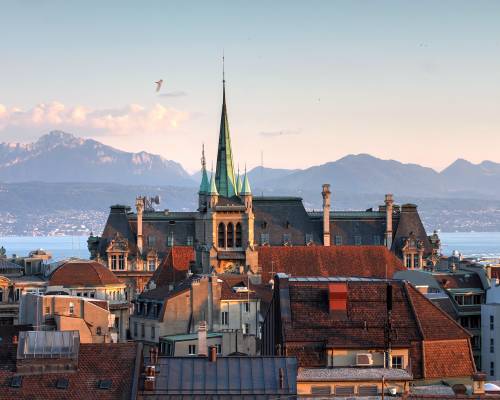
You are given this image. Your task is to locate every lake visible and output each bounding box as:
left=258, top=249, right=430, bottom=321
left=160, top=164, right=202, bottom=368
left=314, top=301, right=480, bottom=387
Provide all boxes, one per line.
left=0, top=232, right=500, bottom=262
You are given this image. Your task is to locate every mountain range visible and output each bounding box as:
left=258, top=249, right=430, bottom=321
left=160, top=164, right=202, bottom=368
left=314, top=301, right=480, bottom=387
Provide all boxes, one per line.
left=2, top=131, right=500, bottom=200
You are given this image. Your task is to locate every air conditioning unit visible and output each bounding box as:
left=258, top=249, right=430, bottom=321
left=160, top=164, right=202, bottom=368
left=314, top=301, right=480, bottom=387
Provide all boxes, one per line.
left=356, top=353, right=374, bottom=366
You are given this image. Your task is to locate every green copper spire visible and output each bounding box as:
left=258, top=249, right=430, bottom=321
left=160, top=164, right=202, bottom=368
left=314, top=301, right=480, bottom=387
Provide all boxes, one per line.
left=235, top=167, right=242, bottom=195
left=240, top=167, right=252, bottom=195
left=199, top=144, right=209, bottom=194
left=209, top=169, right=219, bottom=195
left=215, top=58, right=237, bottom=198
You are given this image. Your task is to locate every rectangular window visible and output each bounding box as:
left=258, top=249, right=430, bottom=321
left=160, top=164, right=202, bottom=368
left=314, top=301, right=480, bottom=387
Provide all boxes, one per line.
left=305, top=233, right=313, bottom=244
left=406, top=256, right=412, bottom=269
left=260, top=233, right=270, bottom=245
left=118, top=254, right=125, bottom=270
left=311, top=386, right=331, bottom=395
left=373, top=235, right=381, bottom=245
left=222, top=311, right=229, bottom=325
left=335, top=386, right=355, bottom=396
left=491, top=315, right=495, bottom=330
left=414, top=254, right=420, bottom=268
left=491, top=338, right=495, bottom=354
left=148, top=236, right=156, bottom=247
left=134, top=322, right=138, bottom=337
left=216, top=344, right=222, bottom=354
left=188, top=345, right=196, bottom=355
left=151, top=326, right=155, bottom=339
left=141, top=324, right=145, bottom=338
left=187, top=236, right=193, bottom=246
left=243, top=323, right=250, bottom=334
left=283, top=233, right=291, bottom=244
left=244, top=302, right=250, bottom=312
left=15, top=288, right=20, bottom=301
left=111, top=255, right=117, bottom=270
left=491, top=361, right=495, bottom=377
left=391, top=355, right=403, bottom=369
left=148, top=259, right=156, bottom=271
left=359, top=386, right=378, bottom=396
left=335, top=235, right=342, bottom=245
left=167, top=234, right=174, bottom=247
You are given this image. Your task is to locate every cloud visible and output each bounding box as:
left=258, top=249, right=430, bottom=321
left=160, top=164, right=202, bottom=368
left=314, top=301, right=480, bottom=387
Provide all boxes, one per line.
left=0, top=101, right=188, bottom=139
left=259, top=129, right=302, bottom=137
left=159, top=91, right=187, bottom=98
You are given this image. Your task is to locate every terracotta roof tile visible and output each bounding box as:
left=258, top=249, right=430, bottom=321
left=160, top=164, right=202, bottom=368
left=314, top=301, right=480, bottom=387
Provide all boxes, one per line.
left=150, top=246, right=194, bottom=287
left=49, top=260, right=122, bottom=287
left=423, top=339, right=476, bottom=378
left=258, top=245, right=405, bottom=281
left=0, top=342, right=138, bottom=400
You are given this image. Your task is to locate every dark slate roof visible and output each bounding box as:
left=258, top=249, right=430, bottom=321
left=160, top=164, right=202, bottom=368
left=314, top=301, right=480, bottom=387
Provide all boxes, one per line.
left=392, top=204, right=432, bottom=257
left=0, top=343, right=139, bottom=400
left=139, top=356, right=297, bottom=398
left=433, top=272, right=485, bottom=290
left=98, top=204, right=137, bottom=256
left=253, top=197, right=316, bottom=246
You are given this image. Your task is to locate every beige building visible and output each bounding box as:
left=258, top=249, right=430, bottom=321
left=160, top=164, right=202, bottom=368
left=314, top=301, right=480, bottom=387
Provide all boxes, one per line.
left=19, top=293, right=118, bottom=343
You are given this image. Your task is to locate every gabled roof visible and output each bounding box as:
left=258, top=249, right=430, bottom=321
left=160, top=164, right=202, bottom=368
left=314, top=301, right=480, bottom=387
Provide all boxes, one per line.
left=391, top=204, right=432, bottom=257
left=0, top=343, right=139, bottom=400
left=258, top=245, right=405, bottom=281
left=140, top=356, right=297, bottom=397
left=150, top=246, right=195, bottom=287
left=49, top=259, right=122, bottom=287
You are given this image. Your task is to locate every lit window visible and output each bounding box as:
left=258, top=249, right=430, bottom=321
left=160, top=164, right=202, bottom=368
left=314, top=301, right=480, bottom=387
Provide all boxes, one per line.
left=354, top=235, right=362, bottom=245
left=188, top=345, right=196, bottom=355
left=222, top=311, right=229, bottom=325
left=391, top=355, right=403, bottom=369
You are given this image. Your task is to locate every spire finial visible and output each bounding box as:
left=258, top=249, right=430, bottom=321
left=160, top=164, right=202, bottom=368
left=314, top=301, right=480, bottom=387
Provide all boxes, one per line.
left=222, top=50, right=225, bottom=85
left=201, top=143, right=206, bottom=170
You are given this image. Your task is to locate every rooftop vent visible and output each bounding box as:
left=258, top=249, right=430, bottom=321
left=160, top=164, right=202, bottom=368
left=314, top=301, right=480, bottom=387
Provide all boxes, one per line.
left=56, top=378, right=69, bottom=389
left=10, top=376, right=22, bottom=388
left=98, top=379, right=112, bottom=390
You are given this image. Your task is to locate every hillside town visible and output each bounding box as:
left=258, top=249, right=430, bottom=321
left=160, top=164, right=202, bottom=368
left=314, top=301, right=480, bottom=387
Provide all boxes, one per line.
left=2, top=78, right=500, bottom=399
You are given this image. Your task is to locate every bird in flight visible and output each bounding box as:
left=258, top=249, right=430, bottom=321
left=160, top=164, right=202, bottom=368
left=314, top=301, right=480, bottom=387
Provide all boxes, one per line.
left=155, top=79, right=163, bottom=92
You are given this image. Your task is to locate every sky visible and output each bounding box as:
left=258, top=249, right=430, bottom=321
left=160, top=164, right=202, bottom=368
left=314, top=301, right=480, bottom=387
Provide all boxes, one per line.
left=1, top=1, right=500, bottom=173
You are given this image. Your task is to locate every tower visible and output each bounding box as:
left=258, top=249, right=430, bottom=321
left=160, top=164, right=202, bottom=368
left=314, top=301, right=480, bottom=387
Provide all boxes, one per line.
left=198, top=144, right=209, bottom=210
left=322, top=184, right=331, bottom=246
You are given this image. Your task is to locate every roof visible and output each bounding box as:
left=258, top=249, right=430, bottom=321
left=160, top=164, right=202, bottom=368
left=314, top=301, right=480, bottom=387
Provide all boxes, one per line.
left=0, top=342, right=139, bottom=400
left=218, top=274, right=261, bottom=301
left=49, top=259, right=122, bottom=287
left=258, top=245, right=405, bottom=281
left=433, top=272, right=485, bottom=290
left=139, top=274, right=199, bottom=301
left=161, top=332, right=222, bottom=342
left=297, top=367, right=412, bottom=382
left=150, top=246, right=195, bottom=287
left=139, top=356, right=297, bottom=397
left=391, top=203, right=432, bottom=257
left=274, top=276, right=475, bottom=378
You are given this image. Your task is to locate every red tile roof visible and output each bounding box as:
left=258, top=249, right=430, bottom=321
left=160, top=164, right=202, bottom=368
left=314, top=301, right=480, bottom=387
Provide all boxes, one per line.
left=49, top=260, right=122, bottom=287
left=258, top=245, right=405, bottom=281
left=150, top=246, right=194, bottom=287
left=0, top=342, right=138, bottom=400
left=218, top=274, right=261, bottom=301
left=277, top=277, right=475, bottom=379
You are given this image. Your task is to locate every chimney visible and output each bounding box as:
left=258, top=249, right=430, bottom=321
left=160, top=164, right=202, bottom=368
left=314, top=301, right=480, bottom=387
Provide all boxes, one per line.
left=472, top=372, right=486, bottom=395
left=328, top=282, right=347, bottom=315
left=136, top=197, right=144, bottom=254
left=208, top=345, right=217, bottom=362
left=197, top=321, right=208, bottom=357
left=384, top=194, right=394, bottom=249
left=322, top=184, right=331, bottom=246
left=144, top=365, right=156, bottom=391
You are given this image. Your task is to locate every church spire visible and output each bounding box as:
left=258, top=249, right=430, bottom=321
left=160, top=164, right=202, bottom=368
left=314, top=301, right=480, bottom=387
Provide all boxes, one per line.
left=215, top=54, right=237, bottom=197
left=199, top=143, right=209, bottom=194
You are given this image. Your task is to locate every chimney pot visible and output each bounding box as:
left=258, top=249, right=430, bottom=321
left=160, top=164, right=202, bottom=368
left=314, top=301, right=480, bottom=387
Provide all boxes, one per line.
left=209, top=345, right=217, bottom=362
left=197, top=321, right=208, bottom=357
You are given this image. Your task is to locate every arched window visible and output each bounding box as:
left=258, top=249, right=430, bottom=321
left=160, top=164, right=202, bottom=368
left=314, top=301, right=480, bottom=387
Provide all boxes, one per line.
left=235, top=223, right=242, bottom=247
left=218, top=223, right=226, bottom=248
left=227, top=223, right=234, bottom=247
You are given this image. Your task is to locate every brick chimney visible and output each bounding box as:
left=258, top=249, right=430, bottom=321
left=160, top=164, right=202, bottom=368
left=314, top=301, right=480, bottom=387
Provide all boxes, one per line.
left=322, top=184, right=331, bottom=246
left=384, top=194, right=394, bottom=249
left=197, top=321, right=208, bottom=357
left=328, top=282, right=347, bottom=316
left=136, top=197, right=144, bottom=254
